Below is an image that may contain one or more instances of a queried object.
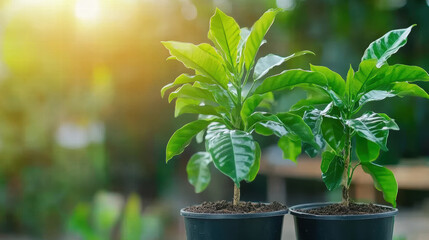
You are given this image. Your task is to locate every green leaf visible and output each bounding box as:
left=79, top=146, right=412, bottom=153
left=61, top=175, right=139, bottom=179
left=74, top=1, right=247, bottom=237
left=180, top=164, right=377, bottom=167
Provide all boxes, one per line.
left=246, top=112, right=281, bottom=130
left=253, top=51, right=314, bottom=81
left=168, top=84, right=215, bottom=103
left=161, top=74, right=212, bottom=98
left=390, top=82, right=429, bottom=98
left=290, top=88, right=331, bottom=110
left=241, top=94, right=265, bottom=121
left=277, top=112, right=318, bottom=148
left=121, top=194, right=142, bottom=240
left=166, top=119, right=215, bottom=162
left=246, top=142, right=261, bottom=182
left=205, top=122, right=229, bottom=141
left=198, top=43, right=224, bottom=63
left=358, top=90, right=395, bottom=107
left=162, top=41, right=228, bottom=88
left=278, top=135, right=301, bottom=163
left=345, top=112, right=399, bottom=151
left=174, top=98, right=221, bottom=117
left=198, top=82, right=235, bottom=110
left=362, top=25, right=415, bottom=67
left=254, top=69, right=327, bottom=94
left=345, top=65, right=356, bottom=101
left=186, top=152, right=212, bottom=193
left=301, top=103, right=334, bottom=157
left=356, top=135, right=380, bottom=163
left=301, top=107, right=325, bottom=157
left=353, top=60, right=429, bottom=98
left=243, top=8, right=280, bottom=71
left=207, top=130, right=256, bottom=187
left=237, top=27, right=251, bottom=71
left=254, top=120, right=288, bottom=137
left=208, top=8, right=241, bottom=68
left=310, top=64, right=346, bottom=96
left=321, top=117, right=345, bottom=153
left=321, top=151, right=344, bottom=191
left=361, top=162, right=398, bottom=207
left=366, top=64, right=429, bottom=92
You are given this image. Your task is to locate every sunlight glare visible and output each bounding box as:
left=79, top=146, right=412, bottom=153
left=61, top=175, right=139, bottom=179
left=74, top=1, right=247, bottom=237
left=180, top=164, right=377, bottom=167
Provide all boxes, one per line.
left=75, top=0, right=100, bottom=22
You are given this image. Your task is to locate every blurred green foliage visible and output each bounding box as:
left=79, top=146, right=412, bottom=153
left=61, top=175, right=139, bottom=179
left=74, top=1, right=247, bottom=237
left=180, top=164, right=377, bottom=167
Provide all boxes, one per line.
left=67, top=192, right=164, bottom=240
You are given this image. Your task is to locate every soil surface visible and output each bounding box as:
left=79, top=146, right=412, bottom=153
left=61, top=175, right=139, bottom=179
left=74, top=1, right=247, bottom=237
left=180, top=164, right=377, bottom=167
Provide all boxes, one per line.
left=184, top=200, right=287, bottom=214
left=300, top=202, right=391, bottom=215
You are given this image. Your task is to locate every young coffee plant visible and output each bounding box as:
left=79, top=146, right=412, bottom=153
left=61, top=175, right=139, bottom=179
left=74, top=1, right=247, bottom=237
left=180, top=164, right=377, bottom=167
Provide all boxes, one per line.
left=264, top=25, right=429, bottom=207
left=162, top=8, right=320, bottom=205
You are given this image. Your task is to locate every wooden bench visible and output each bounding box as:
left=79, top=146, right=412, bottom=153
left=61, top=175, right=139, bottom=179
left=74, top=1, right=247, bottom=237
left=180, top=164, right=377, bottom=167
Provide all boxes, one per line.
left=259, top=157, right=429, bottom=203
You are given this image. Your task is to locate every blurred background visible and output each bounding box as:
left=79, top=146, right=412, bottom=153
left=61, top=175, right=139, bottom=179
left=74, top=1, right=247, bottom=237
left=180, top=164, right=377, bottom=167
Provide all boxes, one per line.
left=0, top=0, right=428, bottom=239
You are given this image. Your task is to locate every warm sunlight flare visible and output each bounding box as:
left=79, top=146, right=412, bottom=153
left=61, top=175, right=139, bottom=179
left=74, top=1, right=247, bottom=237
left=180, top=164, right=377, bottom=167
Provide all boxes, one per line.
left=74, top=0, right=100, bottom=22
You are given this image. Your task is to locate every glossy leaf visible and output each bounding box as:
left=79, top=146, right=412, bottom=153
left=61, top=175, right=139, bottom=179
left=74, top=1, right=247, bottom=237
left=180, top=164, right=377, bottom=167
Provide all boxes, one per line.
left=237, top=27, right=251, bottom=70
left=161, top=74, right=212, bottom=98
left=345, top=112, right=399, bottom=151
left=356, top=135, right=380, bottom=163
left=278, top=135, right=301, bottom=163
left=253, top=51, right=314, bottom=81
left=310, top=64, right=346, bottom=96
left=162, top=41, right=228, bottom=88
left=168, top=84, right=215, bottom=103
left=254, top=120, right=288, bottom=137
left=174, top=99, right=221, bottom=117
left=186, top=152, right=212, bottom=193
left=345, top=65, right=356, bottom=101
left=321, top=151, right=344, bottom=191
left=321, top=117, right=345, bottom=153
left=277, top=112, right=318, bottom=148
left=240, top=94, right=265, bottom=121
left=291, top=88, right=331, bottom=110
left=243, top=8, right=280, bottom=71
left=208, top=8, right=241, bottom=68
left=254, top=69, right=327, bottom=94
left=301, top=107, right=325, bottom=157
left=198, top=82, right=235, bottom=110
left=361, top=162, right=398, bottom=207
left=353, top=60, right=429, bottom=97
left=207, top=130, right=256, bottom=187
left=390, top=82, right=429, bottom=98
left=166, top=119, right=215, bottom=162
left=362, top=25, right=415, bottom=67
left=246, top=142, right=261, bottom=182
left=205, top=122, right=229, bottom=141
left=246, top=112, right=281, bottom=130
left=366, top=63, right=429, bottom=92
left=358, top=90, right=395, bottom=107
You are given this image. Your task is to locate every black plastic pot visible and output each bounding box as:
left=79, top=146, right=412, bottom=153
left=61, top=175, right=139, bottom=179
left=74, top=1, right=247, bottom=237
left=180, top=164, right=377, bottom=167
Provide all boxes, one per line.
left=290, top=202, right=398, bottom=240
left=181, top=207, right=288, bottom=240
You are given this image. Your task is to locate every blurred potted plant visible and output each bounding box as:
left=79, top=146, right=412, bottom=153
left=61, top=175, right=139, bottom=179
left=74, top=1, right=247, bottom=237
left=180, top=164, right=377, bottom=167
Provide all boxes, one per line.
left=279, top=26, right=429, bottom=239
left=161, top=8, right=322, bottom=240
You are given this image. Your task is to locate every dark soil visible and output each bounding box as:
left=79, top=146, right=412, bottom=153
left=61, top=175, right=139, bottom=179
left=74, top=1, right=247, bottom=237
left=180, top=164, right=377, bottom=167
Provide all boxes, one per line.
left=184, top=200, right=287, bottom=214
left=300, top=202, right=391, bottom=215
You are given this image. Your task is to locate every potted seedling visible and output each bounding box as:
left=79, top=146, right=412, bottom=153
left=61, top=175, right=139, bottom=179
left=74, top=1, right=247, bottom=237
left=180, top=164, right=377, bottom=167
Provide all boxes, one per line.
left=161, top=8, right=320, bottom=240
left=272, top=26, right=428, bottom=239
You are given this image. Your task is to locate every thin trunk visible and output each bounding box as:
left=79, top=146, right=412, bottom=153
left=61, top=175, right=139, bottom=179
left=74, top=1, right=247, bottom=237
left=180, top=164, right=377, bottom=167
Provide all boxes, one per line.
left=233, top=184, right=240, bottom=206
left=342, top=127, right=352, bottom=207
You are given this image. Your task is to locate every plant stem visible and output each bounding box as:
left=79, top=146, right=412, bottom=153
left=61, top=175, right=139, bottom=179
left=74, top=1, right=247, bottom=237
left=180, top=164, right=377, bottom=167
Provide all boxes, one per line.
left=233, top=184, right=240, bottom=206
left=342, top=126, right=352, bottom=207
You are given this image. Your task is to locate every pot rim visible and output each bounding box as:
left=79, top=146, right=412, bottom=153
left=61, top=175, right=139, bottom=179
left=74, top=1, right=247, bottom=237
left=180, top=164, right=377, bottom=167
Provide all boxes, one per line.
left=180, top=203, right=288, bottom=219
left=289, top=202, right=398, bottom=220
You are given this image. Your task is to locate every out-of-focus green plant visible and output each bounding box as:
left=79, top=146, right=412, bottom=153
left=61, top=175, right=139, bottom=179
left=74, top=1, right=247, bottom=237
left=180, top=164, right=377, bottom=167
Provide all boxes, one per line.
left=162, top=8, right=319, bottom=205
left=67, top=192, right=163, bottom=240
